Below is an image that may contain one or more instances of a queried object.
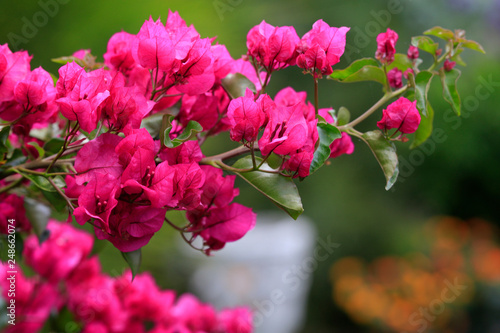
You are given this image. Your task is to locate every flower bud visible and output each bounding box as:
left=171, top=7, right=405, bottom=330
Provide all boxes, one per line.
left=444, top=59, right=456, bottom=72
left=375, top=28, right=398, bottom=65
left=407, top=45, right=419, bottom=60
left=387, top=68, right=403, bottom=88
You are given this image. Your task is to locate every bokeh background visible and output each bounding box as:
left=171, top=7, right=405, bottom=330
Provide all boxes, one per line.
left=2, top=0, right=500, bottom=332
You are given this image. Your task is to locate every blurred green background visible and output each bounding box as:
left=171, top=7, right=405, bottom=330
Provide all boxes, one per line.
left=2, top=0, right=500, bottom=332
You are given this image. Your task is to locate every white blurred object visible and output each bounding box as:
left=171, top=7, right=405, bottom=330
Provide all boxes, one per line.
left=179, top=212, right=317, bottom=333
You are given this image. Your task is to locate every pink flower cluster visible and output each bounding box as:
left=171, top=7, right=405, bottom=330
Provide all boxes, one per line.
left=247, top=19, right=350, bottom=78
left=0, top=220, right=252, bottom=333
left=0, top=44, right=59, bottom=136
left=60, top=12, right=355, bottom=251
left=1, top=11, right=355, bottom=253
left=67, top=127, right=255, bottom=253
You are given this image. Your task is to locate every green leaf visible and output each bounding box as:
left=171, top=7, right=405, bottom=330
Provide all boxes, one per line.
left=266, top=153, right=283, bottom=170
left=52, top=56, right=84, bottom=66
left=27, top=141, right=45, bottom=159
left=337, top=107, right=350, bottom=126
left=450, top=48, right=467, bottom=66
left=414, top=70, right=434, bottom=116
left=424, top=26, right=454, bottom=41
left=361, top=130, right=399, bottom=190
left=309, top=123, right=341, bottom=175
left=163, top=118, right=203, bottom=149
left=386, top=53, right=414, bottom=72
left=19, top=172, right=54, bottom=192
left=41, top=189, right=67, bottom=212
left=330, top=58, right=387, bottom=86
left=121, top=248, right=142, bottom=281
left=141, top=112, right=166, bottom=138
left=440, top=68, right=461, bottom=116
left=411, top=102, right=434, bottom=149
left=232, top=156, right=303, bottom=219
left=411, top=36, right=439, bottom=55
left=4, top=149, right=27, bottom=168
left=43, top=138, right=65, bottom=155
left=0, top=126, right=10, bottom=155
left=221, top=73, right=257, bottom=99
left=459, top=39, right=486, bottom=54
left=24, top=198, right=51, bottom=243
left=79, top=128, right=99, bottom=140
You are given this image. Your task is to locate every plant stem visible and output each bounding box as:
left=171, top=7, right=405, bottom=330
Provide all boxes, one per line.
left=338, top=85, right=408, bottom=131
left=214, top=160, right=253, bottom=173
left=47, top=177, right=75, bottom=211
left=46, top=122, right=79, bottom=173
left=200, top=143, right=258, bottom=164
left=314, top=76, right=319, bottom=115
left=19, top=158, right=76, bottom=172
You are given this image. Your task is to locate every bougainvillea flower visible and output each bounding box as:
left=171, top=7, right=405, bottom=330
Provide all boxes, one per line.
left=75, top=133, right=124, bottom=184
left=0, top=44, right=31, bottom=104
left=199, top=165, right=239, bottom=209
left=375, top=28, right=398, bottom=65
left=55, top=61, right=86, bottom=98
left=217, top=307, right=253, bottom=333
left=170, top=162, right=206, bottom=210
left=297, top=20, right=349, bottom=77
left=211, top=43, right=234, bottom=80
left=94, top=202, right=166, bottom=252
left=387, top=67, right=403, bottom=88
left=177, top=38, right=213, bottom=78
left=173, top=37, right=215, bottom=96
left=169, top=294, right=218, bottom=332
left=258, top=101, right=308, bottom=156
left=403, top=68, right=414, bottom=80
left=444, top=59, right=456, bottom=72
left=0, top=189, right=31, bottom=234
left=178, top=91, right=220, bottom=130
left=165, top=9, right=200, bottom=53
left=14, top=67, right=56, bottom=110
left=23, top=220, right=94, bottom=282
left=131, top=13, right=216, bottom=97
left=122, top=160, right=175, bottom=208
left=275, top=86, right=315, bottom=121
left=282, top=151, right=314, bottom=178
left=329, top=132, right=355, bottom=158
left=159, top=140, right=204, bottom=165
left=133, top=17, right=177, bottom=72
left=0, top=264, right=61, bottom=333
left=114, top=271, right=175, bottom=322
left=57, top=68, right=112, bottom=132
left=66, top=269, right=127, bottom=332
left=73, top=173, right=121, bottom=232
left=247, top=20, right=300, bottom=70
left=104, top=31, right=137, bottom=73
left=201, top=203, right=256, bottom=244
left=227, top=89, right=266, bottom=142
left=100, top=72, right=153, bottom=133
left=281, top=115, right=318, bottom=178
left=319, top=108, right=355, bottom=158
left=377, top=96, right=421, bottom=134
left=407, top=45, right=419, bottom=60
left=116, top=126, right=155, bottom=154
